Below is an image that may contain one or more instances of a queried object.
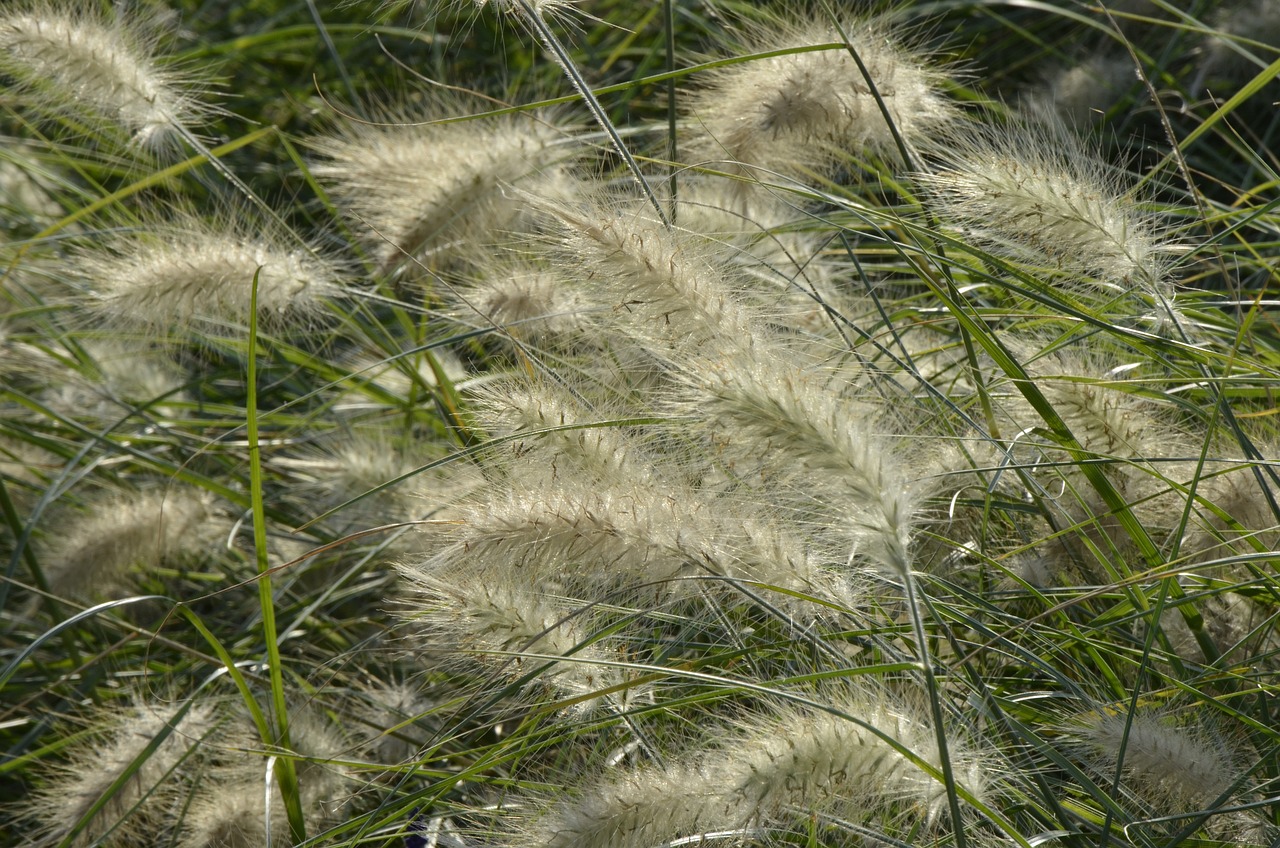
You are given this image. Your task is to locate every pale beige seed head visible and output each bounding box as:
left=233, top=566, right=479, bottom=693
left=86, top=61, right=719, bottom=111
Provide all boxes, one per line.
left=1072, top=708, right=1247, bottom=817
left=448, top=254, right=596, bottom=349
left=0, top=2, right=214, bottom=152
left=26, top=339, right=191, bottom=424
left=684, top=15, right=957, bottom=181
left=178, top=706, right=355, bottom=848
left=72, top=217, right=346, bottom=338
left=919, top=116, right=1176, bottom=300
left=310, top=108, right=581, bottom=275
left=25, top=700, right=217, bottom=848
left=514, top=688, right=999, bottom=848
left=1039, top=55, right=1139, bottom=127
left=1203, top=0, right=1280, bottom=81
left=37, top=485, right=228, bottom=603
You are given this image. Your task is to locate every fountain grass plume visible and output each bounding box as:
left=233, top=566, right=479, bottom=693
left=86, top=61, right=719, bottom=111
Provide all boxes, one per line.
left=919, top=114, right=1181, bottom=322
left=503, top=685, right=1000, bottom=848
left=1181, top=453, right=1280, bottom=565
left=462, top=375, right=865, bottom=613
left=0, top=1, right=215, bottom=153
left=34, top=484, right=226, bottom=605
left=533, top=192, right=923, bottom=582
left=672, top=179, right=851, bottom=331
left=446, top=254, right=596, bottom=349
left=398, top=559, right=635, bottom=714
left=310, top=103, right=582, bottom=276
left=176, top=704, right=356, bottom=848
left=1068, top=706, right=1262, bottom=839
left=69, top=211, right=347, bottom=339
left=532, top=191, right=782, bottom=369
left=270, top=429, right=446, bottom=535
left=988, top=345, right=1192, bottom=584
left=412, top=459, right=859, bottom=616
left=21, top=699, right=217, bottom=848
left=683, top=13, right=958, bottom=182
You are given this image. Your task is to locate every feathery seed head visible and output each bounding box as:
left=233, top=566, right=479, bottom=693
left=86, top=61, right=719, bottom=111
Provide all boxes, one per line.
left=537, top=192, right=923, bottom=582
left=450, top=255, right=595, bottom=347
left=476, top=0, right=578, bottom=16
left=536, top=193, right=767, bottom=361
left=178, top=705, right=355, bottom=848
left=685, top=15, right=957, bottom=181
left=72, top=216, right=346, bottom=338
left=25, top=339, right=191, bottom=424
left=0, top=435, right=62, bottom=514
left=919, top=116, right=1177, bottom=302
left=467, top=0, right=581, bottom=27
left=273, top=430, right=446, bottom=537
left=398, top=560, right=636, bottom=712
left=1039, top=56, right=1140, bottom=127
left=311, top=106, right=581, bottom=275
left=350, top=682, right=434, bottom=765
left=470, top=379, right=670, bottom=486
left=0, top=2, right=214, bottom=152
left=1032, top=354, right=1177, bottom=462
left=24, top=699, right=217, bottom=848
left=1161, top=584, right=1278, bottom=664
left=0, top=148, right=65, bottom=228
left=1181, top=456, right=1280, bottom=563
left=1203, top=0, right=1280, bottom=80
left=36, top=485, right=227, bottom=603
left=1069, top=707, right=1249, bottom=820
left=515, top=689, right=999, bottom=848
left=673, top=179, right=848, bottom=328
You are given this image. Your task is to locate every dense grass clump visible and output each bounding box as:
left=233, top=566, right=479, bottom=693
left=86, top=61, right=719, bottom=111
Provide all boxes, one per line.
left=4, top=2, right=1280, bottom=847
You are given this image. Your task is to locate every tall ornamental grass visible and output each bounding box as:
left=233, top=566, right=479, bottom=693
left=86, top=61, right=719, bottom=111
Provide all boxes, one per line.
left=3, top=1, right=1280, bottom=846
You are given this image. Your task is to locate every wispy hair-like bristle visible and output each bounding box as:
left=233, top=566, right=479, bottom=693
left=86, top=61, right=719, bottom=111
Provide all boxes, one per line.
left=1181, top=455, right=1280, bottom=564
left=673, top=179, right=852, bottom=332
left=272, top=429, right=443, bottom=535
left=422, top=468, right=856, bottom=614
left=458, top=374, right=864, bottom=613
left=349, top=682, right=434, bottom=766
left=1161, top=582, right=1278, bottom=664
left=0, top=145, right=66, bottom=227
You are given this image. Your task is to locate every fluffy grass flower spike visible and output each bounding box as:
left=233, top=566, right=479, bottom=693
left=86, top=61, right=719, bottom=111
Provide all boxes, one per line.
left=70, top=212, right=347, bottom=338
left=0, top=1, right=214, bottom=153
left=501, top=686, right=1001, bottom=848
left=684, top=14, right=958, bottom=183
left=919, top=114, right=1180, bottom=322
left=1068, top=706, right=1267, bottom=841
left=33, top=484, right=227, bottom=605
left=311, top=105, right=580, bottom=276
left=23, top=699, right=217, bottom=848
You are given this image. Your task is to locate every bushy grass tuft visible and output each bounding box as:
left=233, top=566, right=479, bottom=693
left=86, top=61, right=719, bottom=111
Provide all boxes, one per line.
left=4, top=2, right=1280, bottom=847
